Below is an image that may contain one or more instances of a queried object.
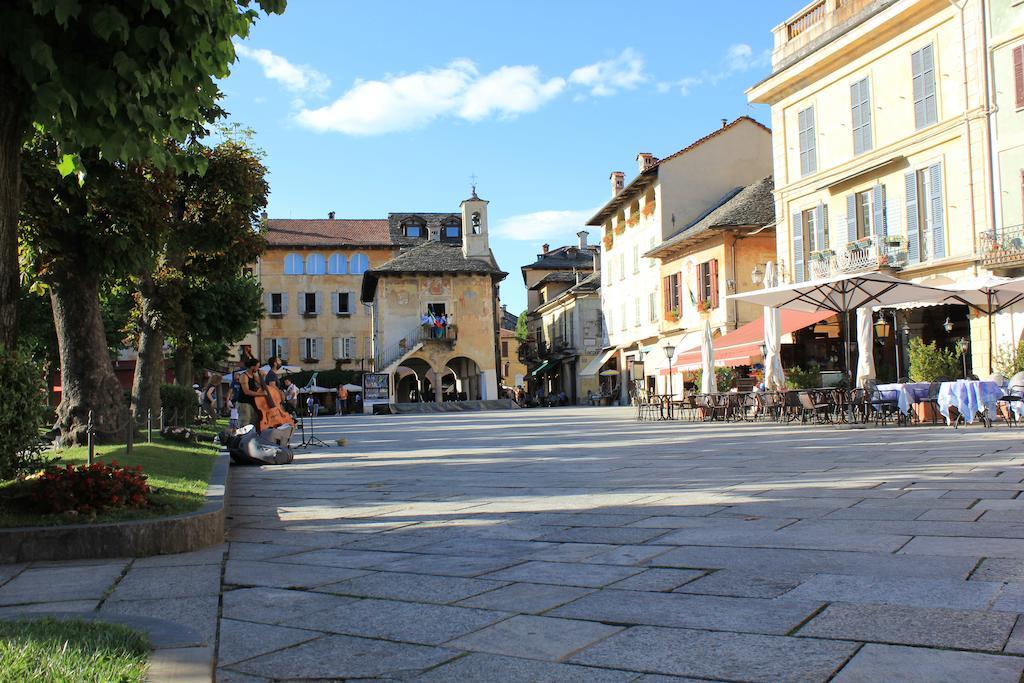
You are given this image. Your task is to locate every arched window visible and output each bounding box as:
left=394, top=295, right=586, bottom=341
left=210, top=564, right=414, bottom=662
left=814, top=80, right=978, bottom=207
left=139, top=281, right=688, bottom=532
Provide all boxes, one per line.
left=350, top=253, right=369, bottom=275
left=284, top=253, right=303, bottom=275
left=306, top=253, right=326, bottom=275
left=328, top=253, right=347, bottom=275
left=442, top=218, right=462, bottom=241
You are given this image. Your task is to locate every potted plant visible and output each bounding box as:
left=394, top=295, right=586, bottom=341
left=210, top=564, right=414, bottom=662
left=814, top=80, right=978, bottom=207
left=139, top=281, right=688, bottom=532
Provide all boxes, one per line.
left=696, top=300, right=712, bottom=315
left=908, top=337, right=962, bottom=422
left=642, top=201, right=656, bottom=218
left=603, top=234, right=614, bottom=249
left=885, top=235, right=904, bottom=248
left=667, top=309, right=681, bottom=322
left=626, top=213, right=640, bottom=228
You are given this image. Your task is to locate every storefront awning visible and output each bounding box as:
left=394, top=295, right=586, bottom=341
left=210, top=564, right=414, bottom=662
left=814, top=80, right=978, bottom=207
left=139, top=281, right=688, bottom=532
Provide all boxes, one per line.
left=580, top=347, right=619, bottom=376
left=530, top=360, right=551, bottom=377
left=674, top=310, right=836, bottom=370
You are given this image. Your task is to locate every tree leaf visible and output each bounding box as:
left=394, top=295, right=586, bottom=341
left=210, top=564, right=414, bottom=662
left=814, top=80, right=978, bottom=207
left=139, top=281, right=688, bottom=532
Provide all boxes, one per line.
left=56, top=154, right=76, bottom=177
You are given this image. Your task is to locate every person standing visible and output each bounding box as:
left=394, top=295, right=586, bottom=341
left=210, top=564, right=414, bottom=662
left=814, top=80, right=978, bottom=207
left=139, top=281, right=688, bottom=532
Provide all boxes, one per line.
left=337, top=384, right=349, bottom=414
left=237, top=359, right=266, bottom=427
left=283, top=377, right=299, bottom=414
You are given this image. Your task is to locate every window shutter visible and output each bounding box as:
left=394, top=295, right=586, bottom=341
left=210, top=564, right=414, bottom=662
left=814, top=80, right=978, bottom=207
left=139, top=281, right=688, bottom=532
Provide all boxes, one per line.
left=792, top=211, right=805, bottom=282
left=663, top=276, right=671, bottom=313
left=345, top=337, right=355, bottom=358
left=905, top=172, right=920, bottom=264
left=332, top=337, right=341, bottom=360
left=263, top=339, right=272, bottom=360
left=281, top=293, right=289, bottom=316
left=929, top=163, right=945, bottom=259
left=871, top=184, right=886, bottom=238
left=815, top=202, right=826, bottom=252
left=298, top=292, right=306, bottom=315
left=331, top=292, right=339, bottom=315
left=676, top=272, right=684, bottom=310
left=1015, top=45, right=1024, bottom=110
left=846, top=194, right=857, bottom=244
left=280, top=339, right=289, bottom=361
left=314, top=292, right=323, bottom=315
left=710, top=259, right=719, bottom=308
left=298, top=337, right=307, bottom=359
left=265, top=292, right=273, bottom=315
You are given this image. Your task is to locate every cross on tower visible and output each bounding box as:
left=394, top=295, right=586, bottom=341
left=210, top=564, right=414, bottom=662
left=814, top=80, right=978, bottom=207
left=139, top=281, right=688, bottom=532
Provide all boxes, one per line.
left=469, top=173, right=478, bottom=197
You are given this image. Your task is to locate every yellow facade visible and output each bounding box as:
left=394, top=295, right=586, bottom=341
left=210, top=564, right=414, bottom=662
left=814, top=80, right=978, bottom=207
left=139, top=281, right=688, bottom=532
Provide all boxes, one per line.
left=499, top=330, right=528, bottom=388
left=246, top=245, right=396, bottom=371
left=749, top=0, right=994, bottom=372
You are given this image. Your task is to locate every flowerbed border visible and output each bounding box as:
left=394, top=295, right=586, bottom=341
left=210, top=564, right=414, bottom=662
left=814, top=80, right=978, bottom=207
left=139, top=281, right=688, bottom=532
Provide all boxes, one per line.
left=0, top=452, right=229, bottom=564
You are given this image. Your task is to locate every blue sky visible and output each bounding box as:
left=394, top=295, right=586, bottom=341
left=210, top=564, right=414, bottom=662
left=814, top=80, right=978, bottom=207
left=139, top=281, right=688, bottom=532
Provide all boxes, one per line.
left=222, top=0, right=810, bottom=314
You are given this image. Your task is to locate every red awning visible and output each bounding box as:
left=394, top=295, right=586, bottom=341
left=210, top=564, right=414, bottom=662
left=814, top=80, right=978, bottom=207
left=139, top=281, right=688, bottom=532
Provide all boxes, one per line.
left=674, top=310, right=836, bottom=370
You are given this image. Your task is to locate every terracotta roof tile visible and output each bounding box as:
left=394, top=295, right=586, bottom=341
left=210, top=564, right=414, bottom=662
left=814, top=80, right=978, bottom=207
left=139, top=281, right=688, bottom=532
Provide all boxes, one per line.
left=266, top=219, right=392, bottom=247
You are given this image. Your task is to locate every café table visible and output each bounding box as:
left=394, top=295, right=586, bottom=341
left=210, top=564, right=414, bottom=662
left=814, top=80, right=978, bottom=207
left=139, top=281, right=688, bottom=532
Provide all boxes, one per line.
left=875, top=382, right=930, bottom=416
left=937, top=380, right=1002, bottom=426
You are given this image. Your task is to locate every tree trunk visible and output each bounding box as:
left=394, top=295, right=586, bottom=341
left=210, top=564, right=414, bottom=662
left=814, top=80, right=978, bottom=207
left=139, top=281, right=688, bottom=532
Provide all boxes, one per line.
left=131, top=272, right=164, bottom=419
left=0, top=82, right=22, bottom=351
left=50, top=268, right=129, bottom=446
left=174, top=342, right=193, bottom=388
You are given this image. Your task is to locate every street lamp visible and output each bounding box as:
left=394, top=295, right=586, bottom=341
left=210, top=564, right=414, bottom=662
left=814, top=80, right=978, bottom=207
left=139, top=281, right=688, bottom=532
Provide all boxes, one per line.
left=664, top=342, right=677, bottom=399
left=751, top=263, right=764, bottom=286
left=943, top=317, right=954, bottom=333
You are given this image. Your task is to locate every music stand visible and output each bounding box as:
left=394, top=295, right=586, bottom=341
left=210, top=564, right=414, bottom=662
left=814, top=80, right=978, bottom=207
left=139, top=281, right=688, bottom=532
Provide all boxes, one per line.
left=299, top=395, right=327, bottom=448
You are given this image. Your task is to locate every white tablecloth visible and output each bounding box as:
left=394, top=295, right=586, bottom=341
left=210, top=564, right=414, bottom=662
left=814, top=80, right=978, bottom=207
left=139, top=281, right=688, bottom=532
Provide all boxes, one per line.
left=875, top=382, right=930, bottom=415
left=937, top=381, right=1002, bottom=424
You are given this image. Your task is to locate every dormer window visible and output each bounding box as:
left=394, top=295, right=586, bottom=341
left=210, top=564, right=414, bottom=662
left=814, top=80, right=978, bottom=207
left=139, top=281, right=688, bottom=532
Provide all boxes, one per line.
left=403, top=219, right=425, bottom=238
left=442, top=218, right=462, bottom=241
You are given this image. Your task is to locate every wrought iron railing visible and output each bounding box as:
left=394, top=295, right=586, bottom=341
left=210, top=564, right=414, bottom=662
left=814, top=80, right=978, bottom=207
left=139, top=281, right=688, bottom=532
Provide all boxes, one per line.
left=981, top=225, right=1024, bottom=266
left=419, top=324, right=457, bottom=343
left=808, top=234, right=908, bottom=279
left=374, top=325, right=424, bottom=371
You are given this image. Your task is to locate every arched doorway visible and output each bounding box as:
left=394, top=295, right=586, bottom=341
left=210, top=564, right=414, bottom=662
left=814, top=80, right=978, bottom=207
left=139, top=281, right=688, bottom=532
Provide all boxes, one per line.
left=445, top=356, right=483, bottom=401
left=395, top=358, right=432, bottom=403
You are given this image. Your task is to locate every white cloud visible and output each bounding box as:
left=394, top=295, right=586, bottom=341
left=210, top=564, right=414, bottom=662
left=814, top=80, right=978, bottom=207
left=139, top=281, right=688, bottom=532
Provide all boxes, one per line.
left=569, top=48, right=647, bottom=96
left=234, top=43, right=331, bottom=97
left=665, top=43, right=770, bottom=95
left=296, top=60, right=565, bottom=135
left=493, top=209, right=596, bottom=242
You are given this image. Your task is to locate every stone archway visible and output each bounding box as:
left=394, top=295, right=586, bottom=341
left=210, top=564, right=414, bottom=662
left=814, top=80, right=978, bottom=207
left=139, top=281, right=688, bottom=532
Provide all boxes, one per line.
left=445, top=356, right=484, bottom=401
left=395, top=358, right=432, bottom=403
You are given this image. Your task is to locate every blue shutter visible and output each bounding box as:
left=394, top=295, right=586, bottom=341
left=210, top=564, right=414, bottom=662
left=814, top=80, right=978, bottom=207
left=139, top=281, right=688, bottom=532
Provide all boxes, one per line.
left=871, top=183, right=886, bottom=238
left=846, top=194, right=857, bottom=244
left=815, top=203, right=826, bottom=253
left=792, top=211, right=805, bottom=283
left=905, top=171, right=920, bottom=264
left=929, top=163, right=945, bottom=259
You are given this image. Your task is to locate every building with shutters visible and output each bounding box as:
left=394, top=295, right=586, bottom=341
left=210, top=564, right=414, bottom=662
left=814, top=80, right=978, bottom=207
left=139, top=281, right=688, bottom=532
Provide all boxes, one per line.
left=244, top=215, right=398, bottom=371
left=586, top=117, right=773, bottom=402
left=360, top=190, right=508, bottom=407
left=748, top=0, right=995, bottom=372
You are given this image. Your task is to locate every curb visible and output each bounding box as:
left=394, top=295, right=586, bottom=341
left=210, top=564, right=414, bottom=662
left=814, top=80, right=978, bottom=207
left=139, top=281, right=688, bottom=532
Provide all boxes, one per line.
left=0, top=452, right=230, bottom=564
left=0, top=611, right=213, bottom=683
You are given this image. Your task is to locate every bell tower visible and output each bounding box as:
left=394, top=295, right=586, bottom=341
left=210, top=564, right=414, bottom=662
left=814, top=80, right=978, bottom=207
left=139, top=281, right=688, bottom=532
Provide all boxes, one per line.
left=460, top=184, right=490, bottom=260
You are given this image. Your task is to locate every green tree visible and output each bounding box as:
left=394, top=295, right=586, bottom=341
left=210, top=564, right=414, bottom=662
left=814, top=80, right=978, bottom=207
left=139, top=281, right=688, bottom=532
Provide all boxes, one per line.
left=129, top=134, right=268, bottom=418
left=19, top=136, right=171, bottom=445
left=0, top=0, right=285, bottom=351
left=515, top=311, right=529, bottom=342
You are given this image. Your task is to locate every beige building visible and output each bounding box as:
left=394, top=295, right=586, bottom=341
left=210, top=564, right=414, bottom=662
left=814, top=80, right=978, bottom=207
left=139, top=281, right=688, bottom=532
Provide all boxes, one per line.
left=247, top=216, right=397, bottom=371
left=499, top=328, right=528, bottom=388
left=748, top=0, right=995, bottom=373
left=360, top=191, right=507, bottom=407
left=587, top=117, right=773, bottom=400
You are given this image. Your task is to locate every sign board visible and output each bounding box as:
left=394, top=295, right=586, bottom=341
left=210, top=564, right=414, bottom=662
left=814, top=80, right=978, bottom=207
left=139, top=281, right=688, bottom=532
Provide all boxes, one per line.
left=363, top=373, right=390, bottom=402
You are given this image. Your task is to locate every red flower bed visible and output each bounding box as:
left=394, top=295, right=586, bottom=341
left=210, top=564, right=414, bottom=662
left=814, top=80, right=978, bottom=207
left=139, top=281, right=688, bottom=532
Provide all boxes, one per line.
left=32, top=462, right=152, bottom=515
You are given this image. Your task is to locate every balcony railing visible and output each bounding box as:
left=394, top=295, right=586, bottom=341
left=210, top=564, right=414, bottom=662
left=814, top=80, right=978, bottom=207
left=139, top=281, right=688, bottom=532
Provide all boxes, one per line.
left=981, top=225, right=1024, bottom=268
left=773, top=0, right=883, bottom=68
left=420, top=324, right=457, bottom=344
left=807, top=234, right=907, bottom=279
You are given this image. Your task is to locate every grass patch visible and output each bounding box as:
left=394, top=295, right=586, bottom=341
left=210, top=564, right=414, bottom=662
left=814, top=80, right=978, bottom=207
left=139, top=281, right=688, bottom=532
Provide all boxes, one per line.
left=0, top=617, right=149, bottom=682
left=0, top=436, right=218, bottom=528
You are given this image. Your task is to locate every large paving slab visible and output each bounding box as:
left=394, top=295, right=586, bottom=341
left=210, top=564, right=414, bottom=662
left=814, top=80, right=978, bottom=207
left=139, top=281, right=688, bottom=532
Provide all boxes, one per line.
left=833, top=644, right=1024, bottom=682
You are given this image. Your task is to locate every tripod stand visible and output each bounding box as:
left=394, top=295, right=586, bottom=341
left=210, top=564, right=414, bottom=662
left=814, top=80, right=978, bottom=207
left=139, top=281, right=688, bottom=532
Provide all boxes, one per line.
left=298, top=404, right=327, bottom=448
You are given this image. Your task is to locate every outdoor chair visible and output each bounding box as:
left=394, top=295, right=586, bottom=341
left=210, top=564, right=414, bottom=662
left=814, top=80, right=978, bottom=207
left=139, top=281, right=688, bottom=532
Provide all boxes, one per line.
left=916, top=382, right=943, bottom=426
left=847, top=388, right=868, bottom=424
left=797, top=391, right=832, bottom=424
left=636, top=391, right=660, bottom=422
left=677, top=395, right=699, bottom=422
left=865, top=380, right=901, bottom=426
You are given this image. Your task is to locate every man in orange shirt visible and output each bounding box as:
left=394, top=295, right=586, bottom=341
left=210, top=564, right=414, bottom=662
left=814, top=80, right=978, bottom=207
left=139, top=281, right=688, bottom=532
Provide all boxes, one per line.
left=337, top=384, right=349, bottom=415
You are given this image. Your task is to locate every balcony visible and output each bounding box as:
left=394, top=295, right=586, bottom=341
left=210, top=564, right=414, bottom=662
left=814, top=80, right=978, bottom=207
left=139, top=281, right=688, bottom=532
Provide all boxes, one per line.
left=981, top=226, right=1024, bottom=269
left=419, top=324, right=457, bottom=346
left=807, top=234, right=907, bottom=279
left=772, top=0, right=892, bottom=70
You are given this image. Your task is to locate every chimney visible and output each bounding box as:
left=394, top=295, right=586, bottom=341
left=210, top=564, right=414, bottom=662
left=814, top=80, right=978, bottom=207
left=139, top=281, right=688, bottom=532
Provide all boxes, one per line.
left=328, top=211, right=336, bottom=219
left=577, top=230, right=589, bottom=249
left=721, top=118, right=728, bottom=129
left=542, top=243, right=550, bottom=254
left=636, top=153, right=657, bottom=172
left=610, top=171, right=625, bottom=196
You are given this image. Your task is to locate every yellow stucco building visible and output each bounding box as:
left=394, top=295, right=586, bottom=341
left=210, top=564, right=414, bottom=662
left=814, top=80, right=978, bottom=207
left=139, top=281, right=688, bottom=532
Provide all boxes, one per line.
left=748, top=0, right=995, bottom=372
left=360, top=191, right=507, bottom=408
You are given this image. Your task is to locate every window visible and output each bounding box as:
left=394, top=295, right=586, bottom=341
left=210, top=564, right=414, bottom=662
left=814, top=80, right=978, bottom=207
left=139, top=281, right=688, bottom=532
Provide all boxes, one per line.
left=334, top=291, right=353, bottom=315
left=850, top=77, right=873, bottom=155
left=791, top=203, right=829, bottom=282
left=648, top=292, right=657, bottom=322
left=632, top=245, right=640, bottom=273
left=265, top=338, right=288, bottom=361
left=403, top=221, right=425, bottom=238
left=634, top=298, right=641, bottom=327
left=696, top=260, right=719, bottom=309
left=328, top=253, right=347, bottom=274
left=912, top=45, right=938, bottom=128
left=284, top=253, right=303, bottom=275
left=1014, top=45, right=1024, bottom=110
left=855, top=191, right=872, bottom=239
left=350, top=253, right=369, bottom=274
left=299, top=292, right=321, bottom=316
left=607, top=310, right=613, bottom=334
left=648, top=236, right=657, bottom=268
left=427, top=302, right=446, bottom=317
left=306, top=253, right=326, bottom=275
left=300, top=337, right=322, bottom=361
left=596, top=310, right=604, bottom=336
left=620, top=304, right=626, bottom=330
left=906, top=163, right=946, bottom=264
left=618, top=253, right=625, bottom=281
left=267, top=292, right=286, bottom=316
left=798, top=106, right=817, bottom=176
left=333, top=337, right=356, bottom=360
left=663, top=273, right=681, bottom=315
left=501, top=341, right=509, bottom=357
left=442, top=219, right=462, bottom=240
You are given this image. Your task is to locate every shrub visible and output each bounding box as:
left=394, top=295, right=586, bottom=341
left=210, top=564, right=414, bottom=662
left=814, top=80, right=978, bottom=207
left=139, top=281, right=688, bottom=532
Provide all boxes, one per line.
left=32, top=462, right=151, bottom=515
left=786, top=365, right=822, bottom=389
left=0, top=348, right=50, bottom=480
left=160, top=384, right=197, bottom=425
left=993, top=340, right=1024, bottom=378
left=908, top=337, right=961, bottom=382
left=693, top=367, right=737, bottom=391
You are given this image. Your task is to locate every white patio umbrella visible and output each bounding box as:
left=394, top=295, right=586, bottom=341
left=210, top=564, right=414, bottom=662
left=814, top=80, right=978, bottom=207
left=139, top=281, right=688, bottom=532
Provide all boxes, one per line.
left=939, top=275, right=1024, bottom=372
left=855, top=308, right=875, bottom=388
left=700, top=317, right=718, bottom=394
left=729, top=271, right=951, bottom=380
left=762, top=262, right=785, bottom=390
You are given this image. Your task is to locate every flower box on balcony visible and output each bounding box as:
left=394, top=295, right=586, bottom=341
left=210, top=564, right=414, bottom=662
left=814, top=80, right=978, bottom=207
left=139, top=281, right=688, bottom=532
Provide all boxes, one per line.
left=641, top=202, right=656, bottom=218
left=810, top=249, right=834, bottom=261
left=666, top=309, right=680, bottom=322
left=848, top=237, right=872, bottom=251
left=614, top=224, right=625, bottom=235
left=626, top=214, right=640, bottom=228
left=603, top=235, right=614, bottom=249
left=884, top=235, right=904, bottom=247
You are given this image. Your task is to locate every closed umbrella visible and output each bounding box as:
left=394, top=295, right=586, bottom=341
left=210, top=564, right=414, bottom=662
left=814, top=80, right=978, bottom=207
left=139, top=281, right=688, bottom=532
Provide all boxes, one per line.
left=701, top=317, right=718, bottom=394
left=855, top=308, right=875, bottom=388
left=762, top=263, right=785, bottom=390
